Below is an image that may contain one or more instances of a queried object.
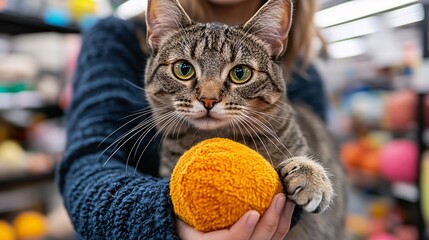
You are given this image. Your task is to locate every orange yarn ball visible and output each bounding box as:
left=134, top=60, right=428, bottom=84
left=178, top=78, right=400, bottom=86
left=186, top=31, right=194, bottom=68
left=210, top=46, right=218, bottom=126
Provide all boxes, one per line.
left=170, top=138, right=283, bottom=232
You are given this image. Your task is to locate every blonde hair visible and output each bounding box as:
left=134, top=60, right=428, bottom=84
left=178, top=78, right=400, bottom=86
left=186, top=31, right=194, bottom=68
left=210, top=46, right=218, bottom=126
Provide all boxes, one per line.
left=177, top=0, right=324, bottom=70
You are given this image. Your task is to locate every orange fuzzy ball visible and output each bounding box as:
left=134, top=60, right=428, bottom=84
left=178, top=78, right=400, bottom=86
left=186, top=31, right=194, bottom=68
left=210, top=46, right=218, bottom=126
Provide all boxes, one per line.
left=170, top=138, right=283, bottom=232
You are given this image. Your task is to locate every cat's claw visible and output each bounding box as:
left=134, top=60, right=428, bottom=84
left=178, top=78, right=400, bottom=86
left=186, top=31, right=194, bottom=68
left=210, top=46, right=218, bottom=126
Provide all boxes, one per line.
left=279, top=156, right=334, bottom=213
left=305, top=193, right=322, bottom=212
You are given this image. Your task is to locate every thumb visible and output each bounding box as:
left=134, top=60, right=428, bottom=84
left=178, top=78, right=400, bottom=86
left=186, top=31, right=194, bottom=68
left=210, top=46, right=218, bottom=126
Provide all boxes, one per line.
left=176, top=219, right=204, bottom=239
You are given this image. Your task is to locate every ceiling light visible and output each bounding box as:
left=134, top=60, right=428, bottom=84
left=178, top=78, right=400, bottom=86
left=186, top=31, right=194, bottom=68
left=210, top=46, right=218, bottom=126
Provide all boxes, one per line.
left=385, top=3, right=424, bottom=28
left=316, top=0, right=418, bottom=28
left=115, top=0, right=147, bottom=20
left=328, top=39, right=366, bottom=59
left=322, top=16, right=379, bottom=43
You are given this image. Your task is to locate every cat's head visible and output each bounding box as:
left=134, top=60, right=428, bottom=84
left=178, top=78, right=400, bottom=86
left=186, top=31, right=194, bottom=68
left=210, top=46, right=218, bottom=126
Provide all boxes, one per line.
left=145, top=0, right=292, bottom=131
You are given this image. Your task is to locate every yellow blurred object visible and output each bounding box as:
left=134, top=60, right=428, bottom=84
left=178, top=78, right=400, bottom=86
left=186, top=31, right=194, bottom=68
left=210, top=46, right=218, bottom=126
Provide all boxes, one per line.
left=346, top=214, right=369, bottom=237
left=0, top=140, right=25, bottom=161
left=69, top=0, right=96, bottom=20
left=13, top=211, right=47, bottom=239
left=360, top=135, right=380, bottom=150
left=368, top=199, right=390, bottom=219
left=0, top=140, right=26, bottom=172
left=0, top=220, right=15, bottom=240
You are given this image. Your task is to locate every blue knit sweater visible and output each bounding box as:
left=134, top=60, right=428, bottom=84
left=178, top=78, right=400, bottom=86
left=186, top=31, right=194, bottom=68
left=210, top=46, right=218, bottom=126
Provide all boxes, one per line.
left=58, top=17, right=327, bottom=240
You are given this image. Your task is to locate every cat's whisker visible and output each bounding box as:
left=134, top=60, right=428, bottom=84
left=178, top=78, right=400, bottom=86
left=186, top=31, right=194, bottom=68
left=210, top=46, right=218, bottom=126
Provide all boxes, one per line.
left=102, top=111, right=175, bottom=168
left=100, top=119, right=148, bottom=164
left=165, top=111, right=185, bottom=140
left=99, top=107, right=158, bottom=145
left=246, top=110, right=282, bottom=125
left=273, top=102, right=306, bottom=118
left=234, top=115, right=259, bottom=153
left=160, top=113, right=184, bottom=147
left=174, top=115, right=188, bottom=140
left=102, top=122, right=147, bottom=168
left=242, top=109, right=295, bottom=154
left=100, top=105, right=170, bottom=152
left=118, top=108, right=152, bottom=121
left=154, top=114, right=187, bottom=152
left=126, top=112, right=176, bottom=173
left=119, top=105, right=170, bottom=120
left=122, top=78, right=146, bottom=91
left=236, top=115, right=273, bottom=165
left=125, top=123, right=158, bottom=173
left=244, top=114, right=289, bottom=152
left=242, top=114, right=287, bottom=156
left=98, top=113, right=147, bottom=150
left=242, top=107, right=292, bottom=123
left=241, top=114, right=294, bottom=158
left=240, top=106, right=292, bottom=138
left=227, top=118, right=238, bottom=142
left=231, top=117, right=248, bottom=146
left=131, top=111, right=175, bottom=159
left=241, top=108, right=284, bottom=133
left=133, top=113, right=180, bottom=175
left=130, top=113, right=176, bottom=172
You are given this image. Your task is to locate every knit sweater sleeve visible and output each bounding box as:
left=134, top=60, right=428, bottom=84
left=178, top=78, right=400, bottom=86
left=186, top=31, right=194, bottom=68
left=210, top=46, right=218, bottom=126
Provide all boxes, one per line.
left=57, top=17, right=179, bottom=239
left=287, top=63, right=327, bottom=122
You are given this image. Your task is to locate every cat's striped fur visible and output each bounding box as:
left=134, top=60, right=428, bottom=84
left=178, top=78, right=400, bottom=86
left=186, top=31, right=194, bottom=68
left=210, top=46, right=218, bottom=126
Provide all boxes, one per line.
left=144, top=0, right=348, bottom=239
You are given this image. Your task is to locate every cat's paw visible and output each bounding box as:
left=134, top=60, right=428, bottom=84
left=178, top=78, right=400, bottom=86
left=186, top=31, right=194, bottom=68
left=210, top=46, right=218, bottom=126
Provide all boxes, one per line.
left=278, top=156, right=334, bottom=213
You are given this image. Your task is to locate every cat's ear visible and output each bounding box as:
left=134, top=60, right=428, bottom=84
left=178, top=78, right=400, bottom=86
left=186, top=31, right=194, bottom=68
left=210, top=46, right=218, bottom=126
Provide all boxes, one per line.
left=146, top=0, right=192, bottom=52
left=243, top=0, right=293, bottom=58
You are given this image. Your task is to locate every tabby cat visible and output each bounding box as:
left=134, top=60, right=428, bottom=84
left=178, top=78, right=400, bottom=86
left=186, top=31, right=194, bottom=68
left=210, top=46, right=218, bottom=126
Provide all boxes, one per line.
left=143, top=0, right=348, bottom=239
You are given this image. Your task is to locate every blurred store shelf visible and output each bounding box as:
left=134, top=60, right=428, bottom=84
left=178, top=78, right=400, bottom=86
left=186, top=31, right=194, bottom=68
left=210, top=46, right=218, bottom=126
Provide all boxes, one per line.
left=0, top=171, right=54, bottom=191
left=0, top=11, right=80, bottom=35
left=0, top=92, right=63, bottom=115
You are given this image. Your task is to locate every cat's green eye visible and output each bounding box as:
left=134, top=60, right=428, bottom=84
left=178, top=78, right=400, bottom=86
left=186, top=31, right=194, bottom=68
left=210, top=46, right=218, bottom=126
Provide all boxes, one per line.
left=229, top=65, right=252, bottom=84
left=173, top=60, right=195, bottom=80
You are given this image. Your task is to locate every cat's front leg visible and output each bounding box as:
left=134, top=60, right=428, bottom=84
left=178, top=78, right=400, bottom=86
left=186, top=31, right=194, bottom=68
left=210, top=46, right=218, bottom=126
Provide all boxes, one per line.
left=278, top=156, right=334, bottom=213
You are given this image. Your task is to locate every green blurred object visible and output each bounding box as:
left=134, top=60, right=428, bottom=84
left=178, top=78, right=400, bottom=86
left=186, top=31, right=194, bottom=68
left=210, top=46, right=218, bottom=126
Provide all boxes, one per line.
left=0, top=82, right=30, bottom=93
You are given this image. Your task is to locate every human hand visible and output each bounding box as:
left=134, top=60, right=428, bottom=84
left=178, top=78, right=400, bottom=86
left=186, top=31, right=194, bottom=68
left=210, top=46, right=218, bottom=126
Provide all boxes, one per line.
left=176, top=193, right=295, bottom=240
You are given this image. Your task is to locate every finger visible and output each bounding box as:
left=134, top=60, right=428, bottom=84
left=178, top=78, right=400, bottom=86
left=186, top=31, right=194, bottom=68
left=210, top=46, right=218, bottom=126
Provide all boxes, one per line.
left=272, top=201, right=296, bottom=240
left=204, top=210, right=260, bottom=240
left=176, top=219, right=204, bottom=239
left=250, top=193, right=285, bottom=240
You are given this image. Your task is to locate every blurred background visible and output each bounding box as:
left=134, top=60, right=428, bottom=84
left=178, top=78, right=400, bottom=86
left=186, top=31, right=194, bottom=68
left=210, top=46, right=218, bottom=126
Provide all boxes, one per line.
left=0, top=0, right=428, bottom=239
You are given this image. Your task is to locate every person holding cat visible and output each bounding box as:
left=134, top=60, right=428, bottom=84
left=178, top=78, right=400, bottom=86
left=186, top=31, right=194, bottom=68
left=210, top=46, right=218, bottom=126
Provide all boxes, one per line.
left=58, top=0, right=344, bottom=239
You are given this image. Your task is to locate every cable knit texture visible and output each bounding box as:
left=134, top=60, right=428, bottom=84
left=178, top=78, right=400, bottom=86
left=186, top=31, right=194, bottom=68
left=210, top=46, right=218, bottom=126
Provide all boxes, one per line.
left=58, top=17, right=178, bottom=239
left=57, top=17, right=326, bottom=239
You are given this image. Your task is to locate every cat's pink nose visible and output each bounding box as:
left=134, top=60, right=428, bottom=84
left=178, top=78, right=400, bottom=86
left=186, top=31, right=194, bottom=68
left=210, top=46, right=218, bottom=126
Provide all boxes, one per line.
left=198, top=97, right=219, bottom=110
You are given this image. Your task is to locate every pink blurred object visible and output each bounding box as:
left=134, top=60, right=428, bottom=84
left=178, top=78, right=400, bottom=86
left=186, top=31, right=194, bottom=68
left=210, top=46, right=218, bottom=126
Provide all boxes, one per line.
left=396, top=225, right=418, bottom=240
left=384, top=91, right=416, bottom=131
left=380, top=140, right=418, bottom=183
left=369, top=233, right=398, bottom=240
